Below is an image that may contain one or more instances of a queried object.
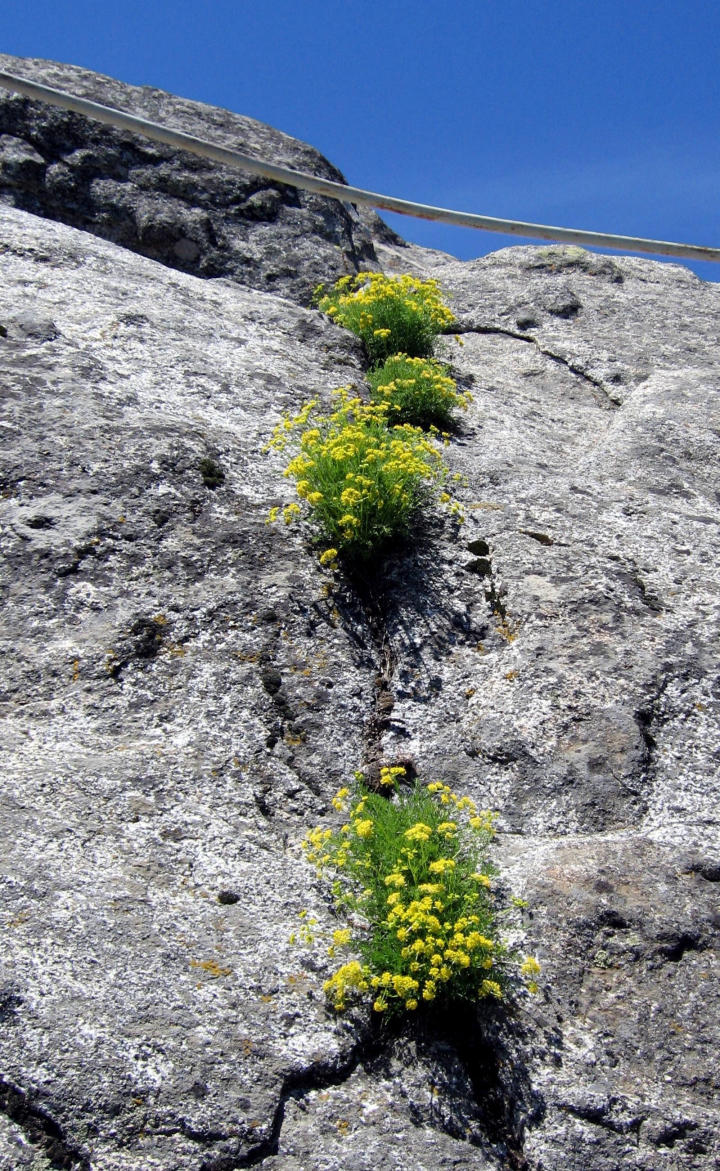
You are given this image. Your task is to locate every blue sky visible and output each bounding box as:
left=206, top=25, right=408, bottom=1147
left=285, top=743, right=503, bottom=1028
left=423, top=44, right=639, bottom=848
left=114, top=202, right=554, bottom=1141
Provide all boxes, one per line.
left=3, top=1, right=719, bottom=280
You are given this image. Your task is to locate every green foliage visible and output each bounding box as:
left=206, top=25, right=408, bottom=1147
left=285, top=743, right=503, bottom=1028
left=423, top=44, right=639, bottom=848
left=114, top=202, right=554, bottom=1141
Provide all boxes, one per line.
left=314, top=272, right=456, bottom=365
left=266, top=388, right=461, bottom=563
left=368, top=353, right=472, bottom=430
left=297, top=769, right=541, bottom=1017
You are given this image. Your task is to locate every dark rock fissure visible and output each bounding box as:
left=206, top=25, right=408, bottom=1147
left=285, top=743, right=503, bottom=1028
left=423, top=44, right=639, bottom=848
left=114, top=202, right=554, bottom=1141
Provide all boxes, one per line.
left=453, top=322, right=618, bottom=407
left=342, top=567, right=398, bottom=787
left=462, top=538, right=514, bottom=638
left=0, top=1077, right=91, bottom=1170
left=295, top=568, right=540, bottom=1166
left=227, top=1006, right=541, bottom=1169
left=689, top=861, right=720, bottom=883
left=518, top=530, right=555, bottom=547
left=659, top=931, right=704, bottom=963
left=560, top=1097, right=643, bottom=1138
left=409, top=1005, right=545, bottom=1169
left=199, top=456, right=226, bottom=489
left=654, top=1120, right=700, bottom=1149
left=227, top=1025, right=387, bottom=1169
left=634, top=674, right=671, bottom=795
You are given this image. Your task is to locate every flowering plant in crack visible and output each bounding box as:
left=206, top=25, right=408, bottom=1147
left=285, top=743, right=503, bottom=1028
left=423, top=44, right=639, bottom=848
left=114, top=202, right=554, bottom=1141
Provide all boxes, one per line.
left=265, top=388, right=462, bottom=563
left=313, top=272, right=456, bottom=366
left=295, top=768, right=540, bottom=1017
left=368, top=353, right=472, bottom=430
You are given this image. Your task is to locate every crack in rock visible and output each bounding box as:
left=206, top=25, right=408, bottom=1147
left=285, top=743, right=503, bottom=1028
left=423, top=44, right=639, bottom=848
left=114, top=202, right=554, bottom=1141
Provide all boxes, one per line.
left=228, top=1029, right=386, bottom=1169
left=0, top=1077, right=90, bottom=1170
left=452, top=322, right=619, bottom=407
left=229, top=1007, right=545, bottom=1170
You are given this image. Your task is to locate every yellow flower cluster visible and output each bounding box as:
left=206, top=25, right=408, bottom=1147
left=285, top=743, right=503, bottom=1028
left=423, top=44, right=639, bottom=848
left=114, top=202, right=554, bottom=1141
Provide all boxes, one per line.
left=314, top=272, right=456, bottom=364
left=265, top=271, right=471, bottom=562
left=378, top=863, right=501, bottom=1007
left=266, top=388, right=454, bottom=560
left=292, top=772, right=536, bottom=1017
left=368, top=353, right=472, bottom=430
left=288, top=908, right=319, bottom=947
left=520, top=954, right=542, bottom=994
left=404, top=822, right=433, bottom=843
left=323, top=960, right=370, bottom=1012
left=370, top=970, right=422, bottom=1013
left=436, top=820, right=458, bottom=838
left=428, top=857, right=456, bottom=874
left=379, top=764, right=406, bottom=787
left=301, top=825, right=336, bottom=873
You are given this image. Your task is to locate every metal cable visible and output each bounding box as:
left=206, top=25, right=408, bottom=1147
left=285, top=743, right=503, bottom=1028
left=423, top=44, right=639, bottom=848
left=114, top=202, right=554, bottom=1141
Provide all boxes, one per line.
left=1, top=68, right=719, bottom=264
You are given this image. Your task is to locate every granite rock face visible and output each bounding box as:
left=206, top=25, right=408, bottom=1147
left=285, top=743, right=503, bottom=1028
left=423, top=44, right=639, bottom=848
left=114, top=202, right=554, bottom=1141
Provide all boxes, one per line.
left=0, top=54, right=397, bottom=305
left=1, top=57, right=720, bottom=1171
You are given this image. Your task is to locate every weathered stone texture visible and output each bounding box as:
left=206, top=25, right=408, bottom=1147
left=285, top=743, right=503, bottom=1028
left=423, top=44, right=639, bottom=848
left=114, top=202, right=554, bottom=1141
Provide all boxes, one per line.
left=1, top=56, right=719, bottom=1171
left=0, top=54, right=398, bottom=305
left=373, top=239, right=720, bottom=1169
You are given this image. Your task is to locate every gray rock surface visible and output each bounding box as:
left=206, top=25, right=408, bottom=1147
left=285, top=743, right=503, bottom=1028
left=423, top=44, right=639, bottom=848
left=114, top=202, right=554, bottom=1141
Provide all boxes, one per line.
left=1, top=57, right=719, bottom=1171
left=0, top=54, right=398, bottom=305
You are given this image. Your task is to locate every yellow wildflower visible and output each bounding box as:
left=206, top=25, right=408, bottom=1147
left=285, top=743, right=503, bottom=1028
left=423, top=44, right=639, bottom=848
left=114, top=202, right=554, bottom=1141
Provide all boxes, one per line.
left=379, top=765, right=405, bottom=787
left=282, top=502, right=301, bottom=524
left=404, top=823, right=433, bottom=843
left=428, top=858, right=456, bottom=875
left=436, top=821, right=458, bottom=837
